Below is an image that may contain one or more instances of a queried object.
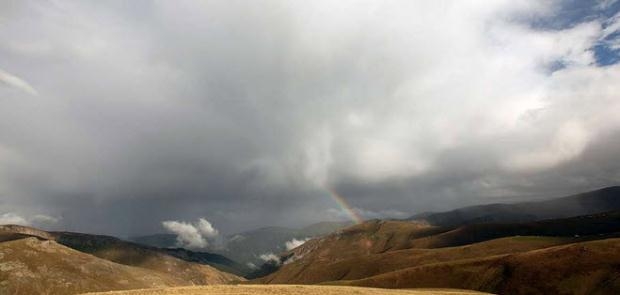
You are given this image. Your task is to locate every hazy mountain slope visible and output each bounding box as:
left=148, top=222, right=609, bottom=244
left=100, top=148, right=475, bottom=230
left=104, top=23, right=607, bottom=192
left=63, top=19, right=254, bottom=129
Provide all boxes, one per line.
left=221, top=221, right=352, bottom=266
left=0, top=237, right=185, bottom=295
left=53, top=231, right=245, bottom=281
left=129, top=234, right=177, bottom=248
left=339, top=238, right=620, bottom=295
left=130, top=221, right=351, bottom=267
left=408, top=186, right=620, bottom=226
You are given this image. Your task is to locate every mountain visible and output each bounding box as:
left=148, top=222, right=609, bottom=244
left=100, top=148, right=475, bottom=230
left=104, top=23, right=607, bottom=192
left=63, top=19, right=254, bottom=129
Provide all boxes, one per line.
left=52, top=231, right=246, bottom=280
left=338, top=238, right=620, bottom=295
left=408, top=186, right=620, bottom=226
left=130, top=221, right=351, bottom=268
left=129, top=233, right=177, bottom=248
left=0, top=225, right=241, bottom=295
left=255, top=210, right=620, bottom=294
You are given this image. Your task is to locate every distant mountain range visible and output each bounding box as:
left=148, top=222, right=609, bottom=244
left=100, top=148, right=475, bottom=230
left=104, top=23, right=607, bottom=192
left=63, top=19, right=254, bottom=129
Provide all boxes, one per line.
left=407, top=186, right=620, bottom=226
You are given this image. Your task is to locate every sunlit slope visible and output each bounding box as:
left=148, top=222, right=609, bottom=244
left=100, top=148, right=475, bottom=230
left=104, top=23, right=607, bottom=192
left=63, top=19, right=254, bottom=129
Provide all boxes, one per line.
left=257, top=220, right=574, bottom=284
left=0, top=225, right=243, bottom=294
left=338, top=238, right=620, bottom=295
left=80, top=284, right=491, bottom=295
left=54, top=231, right=242, bottom=284
left=0, top=237, right=185, bottom=295
left=257, top=213, right=620, bottom=294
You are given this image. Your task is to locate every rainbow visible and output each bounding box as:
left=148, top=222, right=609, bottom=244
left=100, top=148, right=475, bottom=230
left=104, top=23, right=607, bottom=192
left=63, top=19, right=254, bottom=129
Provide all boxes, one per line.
left=327, top=188, right=364, bottom=224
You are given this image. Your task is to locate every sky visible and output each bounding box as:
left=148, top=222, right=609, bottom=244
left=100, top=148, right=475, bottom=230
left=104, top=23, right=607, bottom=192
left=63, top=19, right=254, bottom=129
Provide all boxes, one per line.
left=1, top=0, right=620, bottom=237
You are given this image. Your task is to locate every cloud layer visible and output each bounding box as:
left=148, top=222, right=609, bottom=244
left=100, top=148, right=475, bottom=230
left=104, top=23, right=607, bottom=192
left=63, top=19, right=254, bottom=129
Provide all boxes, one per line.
left=0, top=1, right=619, bottom=235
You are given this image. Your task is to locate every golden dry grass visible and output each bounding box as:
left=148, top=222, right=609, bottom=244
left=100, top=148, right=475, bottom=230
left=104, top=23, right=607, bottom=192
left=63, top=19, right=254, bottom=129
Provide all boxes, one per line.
left=80, top=284, right=491, bottom=295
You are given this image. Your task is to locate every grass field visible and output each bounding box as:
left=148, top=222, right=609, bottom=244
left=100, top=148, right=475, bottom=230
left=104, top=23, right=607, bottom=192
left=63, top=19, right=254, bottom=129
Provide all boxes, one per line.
left=80, top=285, right=491, bottom=295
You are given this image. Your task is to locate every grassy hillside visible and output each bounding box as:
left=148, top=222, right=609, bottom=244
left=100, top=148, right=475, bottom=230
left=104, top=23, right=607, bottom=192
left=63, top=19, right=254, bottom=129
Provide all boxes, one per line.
left=257, top=214, right=620, bottom=294
left=0, top=237, right=185, bottom=295
left=54, top=231, right=245, bottom=280
left=256, top=220, right=574, bottom=284
left=338, top=238, right=620, bottom=295
left=52, top=232, right=249, bottom=278
left=79, top=284, right=491, bottom=295
left=0, top=225, right=243, bottom=294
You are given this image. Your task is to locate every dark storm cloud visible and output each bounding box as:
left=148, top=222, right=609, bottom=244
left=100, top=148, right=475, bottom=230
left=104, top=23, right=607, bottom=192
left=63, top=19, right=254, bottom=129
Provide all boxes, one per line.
left=1, top=0, right=620, bottom=236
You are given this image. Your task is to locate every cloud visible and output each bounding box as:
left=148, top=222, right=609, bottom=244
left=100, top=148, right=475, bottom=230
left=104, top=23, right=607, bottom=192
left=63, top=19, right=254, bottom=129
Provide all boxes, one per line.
left=0, top=212, right=59, bottom=228
left=162, top=218, right=219, bottom=249
left=0, top=1, right=619, bottom=236
left=0, top=213, right=29, bottom=226
left=30, top=214, right=61, bottom=226
left=0, top=69, right=38, bottom=96
left=285, top=238, right=310, bottom=251
left=259, top=252, right=281, bottom=265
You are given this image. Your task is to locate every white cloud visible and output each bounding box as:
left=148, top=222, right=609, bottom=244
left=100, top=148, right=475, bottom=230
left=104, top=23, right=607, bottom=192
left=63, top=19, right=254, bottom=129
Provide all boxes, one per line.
left=30, top=214, right=61, bottom=226
left=259, top=252, right=280, bottom=265
left=0, top=69, right=38, bottom=96
left=285, top=238, right=309, bottom=251
left=196, top=218, right=219, bottom=238
left=0, top=212, right=61, bottom=227
left=0, top=213, right=29, bottom=226
left=162, top=218, right=220, bottom=249
left=504, top=121, right=590, bottom=171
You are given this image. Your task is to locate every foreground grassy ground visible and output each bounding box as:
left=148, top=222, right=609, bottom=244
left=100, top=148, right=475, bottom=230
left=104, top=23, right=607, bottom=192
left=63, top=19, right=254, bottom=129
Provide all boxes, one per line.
left=80, top=285, right=491, bottom=295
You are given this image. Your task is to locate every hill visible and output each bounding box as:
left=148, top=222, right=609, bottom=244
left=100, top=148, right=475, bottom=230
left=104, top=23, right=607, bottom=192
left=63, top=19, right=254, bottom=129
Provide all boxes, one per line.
left=408, top=186, right=620, bottom=226
left=337, top=238, right=620, bottom=295
left=53, top=231, right=243, bottom=283
left=256, top=212, right=620, bottom=294
left=0, top=225, right=242, bottom=294
left=0, top=237, right=185, bottom=294
left=79, top=284, right=490, bottom=295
